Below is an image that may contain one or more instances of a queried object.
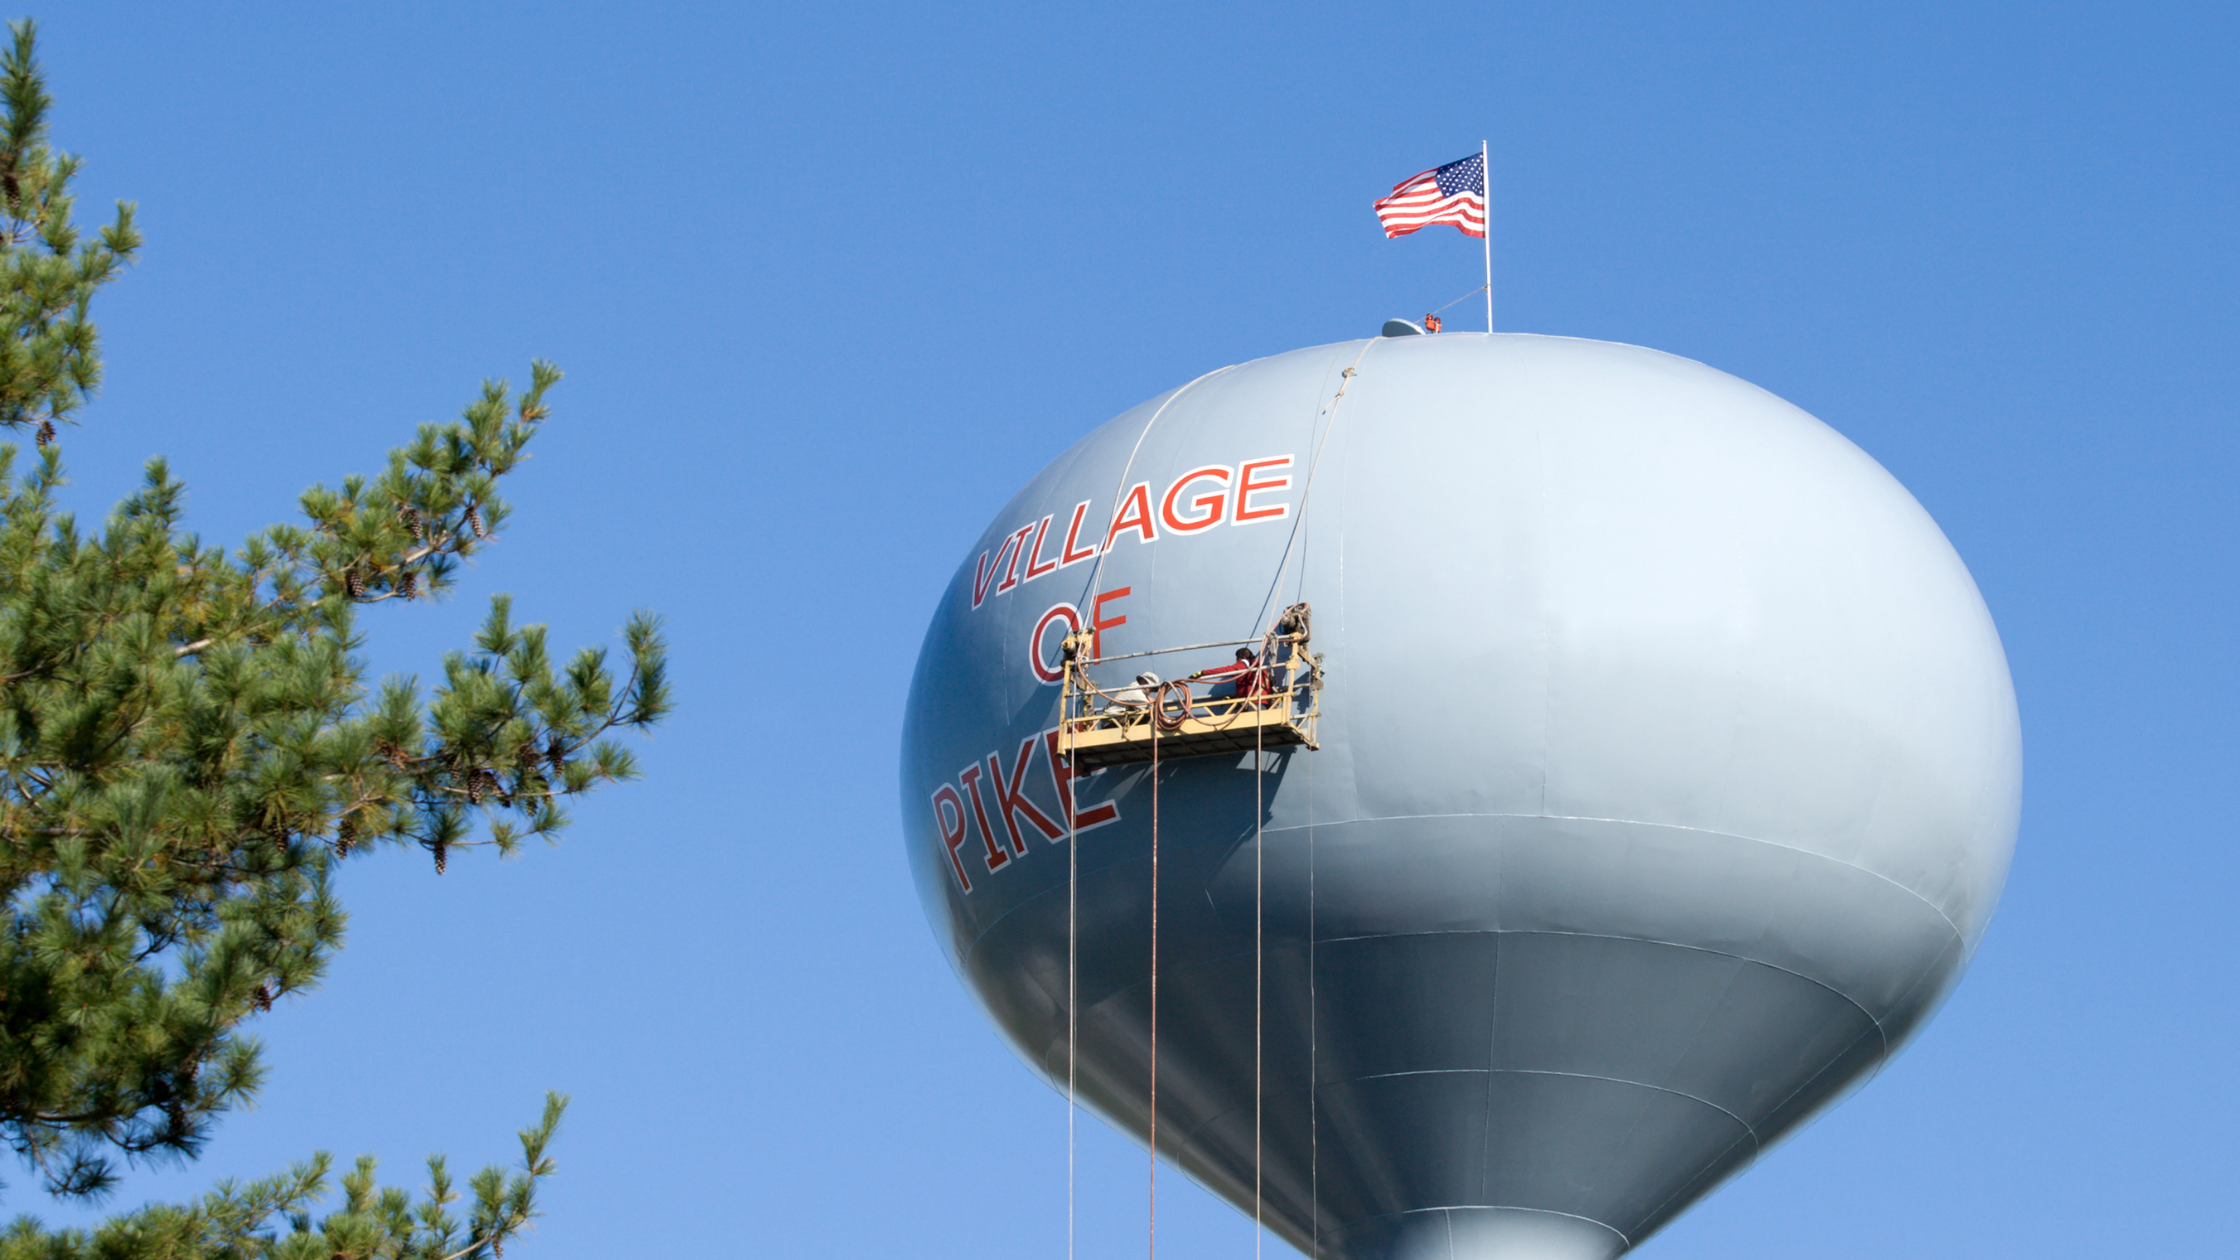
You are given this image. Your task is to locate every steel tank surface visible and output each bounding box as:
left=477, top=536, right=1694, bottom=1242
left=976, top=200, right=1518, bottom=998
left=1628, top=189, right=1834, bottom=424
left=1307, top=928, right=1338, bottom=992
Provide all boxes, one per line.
left=899, top=333, right=2020, bottom=1260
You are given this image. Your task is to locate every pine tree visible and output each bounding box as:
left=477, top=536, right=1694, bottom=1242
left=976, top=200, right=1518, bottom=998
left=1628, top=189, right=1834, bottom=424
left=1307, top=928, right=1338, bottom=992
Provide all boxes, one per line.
left=0, top=21, right=670, bottom=1257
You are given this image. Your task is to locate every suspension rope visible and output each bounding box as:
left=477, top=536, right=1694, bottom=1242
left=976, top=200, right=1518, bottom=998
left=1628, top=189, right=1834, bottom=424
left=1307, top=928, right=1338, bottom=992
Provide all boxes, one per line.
left=1067, top=367, right=1224, bottom=1260
left=1242, top=343, right=1356, bottom=1260
left=1260, top=337, right=1377, bottom=636
left=1233, top=341, right=1365, bottom=1259
left=1084, top=365, right=1237, bottom=624
left=1231, top=337, right=1369, bottom=1255
left=1254, top=704, right=1265, bottom=1259
left=1427, top=281, right=1490, bottom=320
left=1080, top=337, right=1367, bottom=1260
left=1148, top=716, right=1161, bottom=1260
left=1308, top=743, right=1319, bottom=1259
left=1296, top=357, right=1339, bottom=1259
left=1243, top=340, right=1358, bottom=1260
left=1067, top=710, right=1079, bottom=1260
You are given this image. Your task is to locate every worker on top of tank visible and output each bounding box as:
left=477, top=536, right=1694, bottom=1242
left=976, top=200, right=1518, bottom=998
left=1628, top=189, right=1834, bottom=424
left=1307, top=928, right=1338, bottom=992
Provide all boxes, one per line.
left=1192, top=648, right=1269, bottom=709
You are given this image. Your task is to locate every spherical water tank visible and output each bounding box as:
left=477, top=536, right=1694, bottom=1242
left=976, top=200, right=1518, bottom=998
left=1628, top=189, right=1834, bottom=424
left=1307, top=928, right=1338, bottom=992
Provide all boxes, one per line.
left=900, top=333, right=2020, bottom=1259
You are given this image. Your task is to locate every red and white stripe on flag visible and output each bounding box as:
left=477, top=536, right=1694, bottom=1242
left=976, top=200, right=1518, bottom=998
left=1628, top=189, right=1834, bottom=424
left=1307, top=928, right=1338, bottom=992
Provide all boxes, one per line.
left=1373, top=155, right=1487, bottom=240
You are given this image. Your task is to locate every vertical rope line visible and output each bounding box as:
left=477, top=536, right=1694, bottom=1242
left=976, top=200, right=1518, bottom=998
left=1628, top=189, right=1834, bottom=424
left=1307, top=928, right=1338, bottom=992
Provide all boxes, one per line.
left=1083, top=366, right=1235, bottom=624
left=1308, top=746, right=1319, bottom=1259
left=1285, top=350, right=1349, bottom=1260
left=1254, top=712, right=1264, bottom=1259
left=1148, top=717, right=1160, bottom=1260
left=1067, top=704, right=1079, bottom=1260
left=1071, top=369, right=1221, bottom=1260
left=1261, top=339, right=1376, bottom=632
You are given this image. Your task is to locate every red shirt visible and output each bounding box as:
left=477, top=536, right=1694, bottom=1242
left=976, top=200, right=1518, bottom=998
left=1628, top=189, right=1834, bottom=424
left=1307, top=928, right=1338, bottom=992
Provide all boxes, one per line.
left=1200, top=659, right=1267, bottom=701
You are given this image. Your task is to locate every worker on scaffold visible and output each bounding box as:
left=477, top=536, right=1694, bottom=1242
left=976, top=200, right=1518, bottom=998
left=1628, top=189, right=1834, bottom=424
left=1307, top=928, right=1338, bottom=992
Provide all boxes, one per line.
left=1104, top=671, right=1162, bottom=727
left=1190, top=647, right=1270, bottom=712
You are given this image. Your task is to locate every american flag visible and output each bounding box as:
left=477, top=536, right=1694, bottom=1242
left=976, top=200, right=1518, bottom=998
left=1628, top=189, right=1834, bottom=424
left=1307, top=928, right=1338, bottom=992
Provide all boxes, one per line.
left=1373, top=153, right=1486, bottom=239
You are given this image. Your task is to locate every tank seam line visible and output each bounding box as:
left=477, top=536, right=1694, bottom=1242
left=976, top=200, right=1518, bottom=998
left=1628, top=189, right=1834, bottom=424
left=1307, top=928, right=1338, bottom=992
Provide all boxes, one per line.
left=1323, top=1204, right=1630, bottom=1249
left=1172, top=1068, right=1758, bottom=1164
left=1259, top=811, right=1970, bottom=946
left=1306, top=927, right=1923, bottom=1037
left=1632, top=1129, right=1759, bottom=1240
left=972, top=819, right=1965, bottom=983
left=1483, top=1068, right=1761, bottom=1145
left=1047, top=927, right=1937, bottom=1058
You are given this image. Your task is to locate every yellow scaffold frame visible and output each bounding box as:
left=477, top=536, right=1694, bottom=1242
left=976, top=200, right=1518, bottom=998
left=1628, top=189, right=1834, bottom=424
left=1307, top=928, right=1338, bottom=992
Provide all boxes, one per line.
left=1056, top=613, right=1321, bottom=773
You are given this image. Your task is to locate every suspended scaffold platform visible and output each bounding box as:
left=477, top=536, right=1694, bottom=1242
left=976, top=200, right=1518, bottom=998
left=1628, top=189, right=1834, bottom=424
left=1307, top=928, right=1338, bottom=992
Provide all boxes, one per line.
left=1057, top=604, right=1320, bottom=773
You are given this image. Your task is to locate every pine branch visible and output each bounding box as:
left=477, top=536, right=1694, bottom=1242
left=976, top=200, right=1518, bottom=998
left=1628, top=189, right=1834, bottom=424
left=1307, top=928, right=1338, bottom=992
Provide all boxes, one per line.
left=0, top=29, right=652, bottom=1255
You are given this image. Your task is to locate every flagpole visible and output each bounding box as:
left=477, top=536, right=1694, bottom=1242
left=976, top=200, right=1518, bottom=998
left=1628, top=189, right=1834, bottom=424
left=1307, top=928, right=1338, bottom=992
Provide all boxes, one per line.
left=1482, top=139, right=1493, bottom=333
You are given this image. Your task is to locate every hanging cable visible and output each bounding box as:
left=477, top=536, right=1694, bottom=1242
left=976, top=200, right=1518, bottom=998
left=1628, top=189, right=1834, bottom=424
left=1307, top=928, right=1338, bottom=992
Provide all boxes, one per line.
left=1270, top=345, right=1360, bottom=1260
left=1089, top=365, right=1210, bottom=1260
left=1254, top=700, right=1265, bottom=1260
left=1259, top=338, right=1377, bottom=639
left=1426, top=280, right=1490, bottom=320
left=1308, top=743, right=1319, bottom=1260
left=1083, top=365, right=1237, bottom=628
left=1068, top=699, right=1079, bottom=1260
left=1148, top=715, right=1161, bottom=1260
left=1258, top=343, right=1359, bottom=1260
left=1090, top=337, right=1363, bottom=1260
left=1056, top=350, right=1217, bottom=1260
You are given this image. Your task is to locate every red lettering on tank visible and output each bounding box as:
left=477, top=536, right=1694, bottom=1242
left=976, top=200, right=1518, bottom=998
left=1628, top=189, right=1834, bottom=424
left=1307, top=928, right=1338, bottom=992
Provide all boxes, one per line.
left=1043, top=727, right=1120, bottom=831
left=1235, top=455, right=1293, bottom=524
left=958, top=762, right=1010, bottom=871
left=967, top=453, right=1292, bottom=620
left=1090, top=586, right=1131, bottom=659
left=989, top=738, right=1063, bottom=852
left=1161, top=465, right=1232, bottom=533
left=1059, top=501, right=1099, bottom=567
left=972, top=532, right=1024, bottom=608
left=1031, top=603, right=1081, bottom=684
left=994, top=524, right=1035, bottom=596
left=932, top=784, right=973, bottom=892
left=1105, top=483, right=1157, bottom=549
left=1022, top=515, right=1060, bottom=581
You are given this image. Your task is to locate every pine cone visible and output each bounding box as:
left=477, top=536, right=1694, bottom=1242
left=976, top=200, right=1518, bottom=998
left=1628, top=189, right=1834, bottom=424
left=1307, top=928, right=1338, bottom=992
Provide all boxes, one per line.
left=335, top=816, right=356, bottom=856
left=401, top=505, right=425, bottom=544
left=467, top=504, right=487, bottom=538
left=547, top=737, right=566, bottom=774
left=399, top=570, right=417, bottom=599
left=345, top=567, right=365, bottom=598
left=433, top=841, right=448, bottom=875
left=252, top=984, right=274, bottom=1012
left=34, top=419, right=53, bottom=447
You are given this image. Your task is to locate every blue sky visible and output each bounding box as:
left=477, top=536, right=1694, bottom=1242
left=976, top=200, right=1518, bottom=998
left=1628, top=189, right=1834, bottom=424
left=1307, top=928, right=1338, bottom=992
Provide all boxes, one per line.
left=23, top=2, right=2236, bottom=1256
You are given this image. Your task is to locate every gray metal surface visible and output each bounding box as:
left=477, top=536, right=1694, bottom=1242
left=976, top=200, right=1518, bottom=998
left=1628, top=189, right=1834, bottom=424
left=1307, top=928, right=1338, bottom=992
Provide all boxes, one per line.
left=899, top=333, right=2020, bottom=1259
